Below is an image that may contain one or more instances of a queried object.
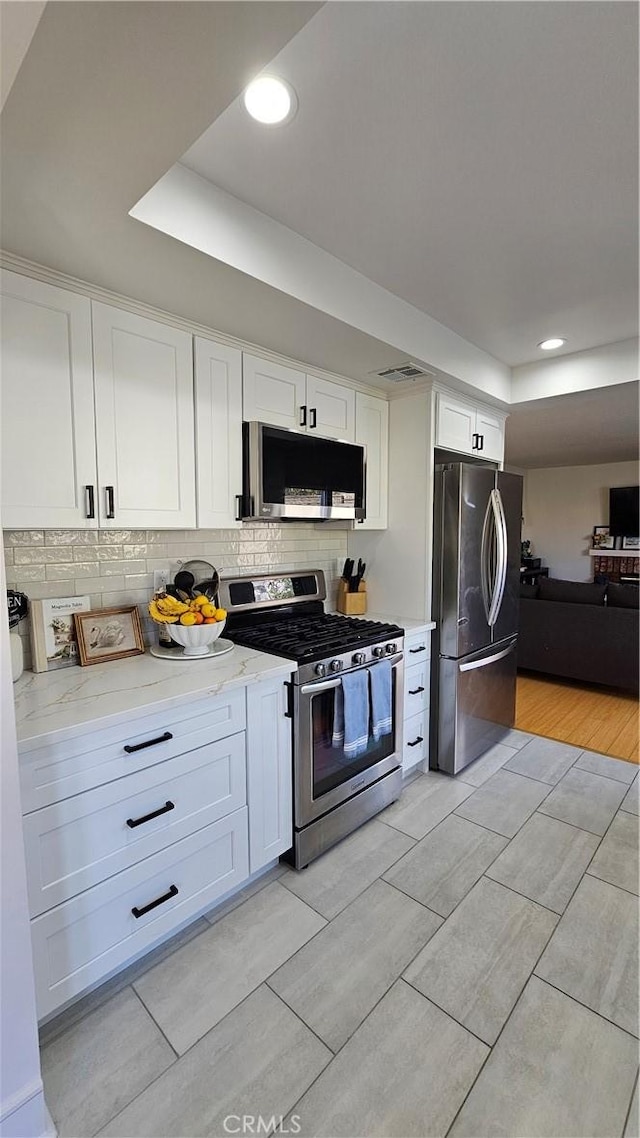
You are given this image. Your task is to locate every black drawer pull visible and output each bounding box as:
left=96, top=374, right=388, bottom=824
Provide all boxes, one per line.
left=124, top=731, right=173, bottom=754
left=409, top=645, right=426, bottom=654
left=407, top=736, right=424, bottom=747
left=105, top=485, right=115, bottom=519
left=131, top=884, right=178, bottom=919
left=85, top=484, right=95, bottom=519
left=127, top=801, right=175, bottom=829
left=409, top=686, right=425, bottom=695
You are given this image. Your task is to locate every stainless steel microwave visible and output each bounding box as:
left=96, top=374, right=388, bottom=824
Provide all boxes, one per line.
left=241, top=421, right=366, bottom=521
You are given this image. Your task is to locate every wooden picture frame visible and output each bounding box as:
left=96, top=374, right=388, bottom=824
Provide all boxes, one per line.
left=74, top=606, right=145, bottom=666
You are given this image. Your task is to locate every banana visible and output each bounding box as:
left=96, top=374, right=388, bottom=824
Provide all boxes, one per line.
left=154, top=594, right=189, bottom=617
left=148, top=600, right=179, bottom=624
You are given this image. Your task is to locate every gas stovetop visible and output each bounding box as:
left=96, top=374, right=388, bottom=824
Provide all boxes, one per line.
left=227, top=612, right=403, bottom=665
left=219, top=569, right=403, bottom=677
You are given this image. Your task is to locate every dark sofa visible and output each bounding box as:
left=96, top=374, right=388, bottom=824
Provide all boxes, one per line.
left=518, top=577, right=639, bottom=692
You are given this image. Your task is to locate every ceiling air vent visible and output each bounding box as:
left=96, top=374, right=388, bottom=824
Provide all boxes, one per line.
left=371, top=362, right=435, bottom=383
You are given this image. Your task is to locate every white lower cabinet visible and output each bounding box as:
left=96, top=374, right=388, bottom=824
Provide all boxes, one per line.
left=31, top=811, right=249, bottom=1018
left=246, top=674, right=293, bottom=872
left=20, top=675, right=293, bottom=1020
left=402, top=628, right=432, bottom=774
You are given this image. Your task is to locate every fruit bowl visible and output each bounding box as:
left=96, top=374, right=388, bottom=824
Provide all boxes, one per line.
left=167, top=620, right=226, bottom=656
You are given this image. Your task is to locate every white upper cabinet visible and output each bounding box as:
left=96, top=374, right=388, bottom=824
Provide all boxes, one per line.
left=1, top=271, right=98, bottom=529
left=435, top=390, right=505, bottom=463
left=243, top=353, right=355, bottom=441
left=195, top=337, right=243, bottom=529
left=355, top=391, right=388, bottom=529
left=92, top=303, right=196, bottom=529
left=242, top=353, right=306, bottom=431
left=305, top=375, right=355, bottom=441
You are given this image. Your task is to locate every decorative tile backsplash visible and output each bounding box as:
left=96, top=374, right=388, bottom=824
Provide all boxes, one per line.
left=4, top=525, right=348, bottom=666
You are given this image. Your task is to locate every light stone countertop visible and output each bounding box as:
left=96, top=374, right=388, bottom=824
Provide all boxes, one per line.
left=13, top=645, right=293, bottom=751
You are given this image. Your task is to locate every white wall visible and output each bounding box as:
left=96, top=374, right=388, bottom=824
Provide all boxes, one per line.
left=522, top=460, right=639, bottom=582
left=0, top=540, right=50, bottom=1137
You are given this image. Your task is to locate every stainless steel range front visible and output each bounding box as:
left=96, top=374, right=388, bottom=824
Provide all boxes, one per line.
left=219, top=570, right=404, bottom=868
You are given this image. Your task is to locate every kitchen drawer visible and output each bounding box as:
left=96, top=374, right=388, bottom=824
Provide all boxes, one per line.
left=403, top=710, right=429, bottom=773
left=404, top=660, right=429, bottom=718
left=20, top=688, right=246, bottom=812
left=404, top=630, right=431, bottom=662
left=31, top=807, right=249, bottom=1019
left=24, top=732, right=246, bottom=917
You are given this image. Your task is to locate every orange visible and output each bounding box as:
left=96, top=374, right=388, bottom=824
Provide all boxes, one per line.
left=203, top=617, right=217, bottom=624
left=192, top=611, right=204, bottom=624
left=200, top=603, right=217, bottom=619
left=214, top=608, right=227, bottom=622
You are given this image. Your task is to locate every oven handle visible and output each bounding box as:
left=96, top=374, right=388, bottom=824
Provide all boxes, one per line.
left=299, top=653, right=403, bottom=696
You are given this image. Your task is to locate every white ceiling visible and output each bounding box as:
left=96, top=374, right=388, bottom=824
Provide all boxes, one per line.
left=505, top=382, right=639, bottom=469
left=0, top=2, right=637, bottom=469
left=182, top=1, right=638, bottom=368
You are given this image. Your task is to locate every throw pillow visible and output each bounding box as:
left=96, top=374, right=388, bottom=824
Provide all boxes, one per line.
left=607, top=583, right=640, bottom=609
left=538, top=578, right=606, bottom=606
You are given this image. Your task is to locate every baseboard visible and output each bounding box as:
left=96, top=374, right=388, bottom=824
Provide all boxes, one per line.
left=0, top=1078, right=55, bottom=1138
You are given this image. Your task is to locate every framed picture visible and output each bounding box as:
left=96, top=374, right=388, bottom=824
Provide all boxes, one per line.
left=74, top=606, right=145, bottom=666
left=30, top=596, right=91, bottom=673
left=622, top=536, right=640, bottom=550
left=592, top=526, right=614, bottom=550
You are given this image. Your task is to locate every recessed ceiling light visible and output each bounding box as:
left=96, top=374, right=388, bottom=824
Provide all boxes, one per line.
left=538, top=338, right=566, bottom=351
left=243, top=76, right=297, bottom=125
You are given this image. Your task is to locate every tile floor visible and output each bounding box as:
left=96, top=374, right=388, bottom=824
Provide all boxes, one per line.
left=40, top=731, right=640, bottom=1138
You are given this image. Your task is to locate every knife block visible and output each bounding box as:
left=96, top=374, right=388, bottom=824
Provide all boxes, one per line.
left=337, top=579, right=367, bottom=615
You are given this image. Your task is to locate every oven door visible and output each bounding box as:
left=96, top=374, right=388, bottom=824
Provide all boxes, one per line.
left=294, top=653, right=403, bottom=828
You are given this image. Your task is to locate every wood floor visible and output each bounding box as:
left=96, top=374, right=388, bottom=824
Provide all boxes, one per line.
left=516, top=672, right=639, bottom=764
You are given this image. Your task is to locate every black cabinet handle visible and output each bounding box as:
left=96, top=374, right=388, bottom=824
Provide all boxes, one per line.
left=407, top=736, right=424, bottom=747
left=124, top=731, right=173, bottom=754
left=131, top=884, right=178, bottom=919
left=478, top=434, right=484, bottom=451
left=235, top=493, right=244, bottom=522
left=85, top=485, right=95, bottom=519
left=409, top=686, right=425, bottom=695
left=310, top=407, right=317, bottom=429
left=127, top=801, right=175, bottom=829
left=409, top=645, right=426, bottom=654
left=471, top=432, right=478, bottom=449
left=105, top=485, right=115, bottom=519
left=300, top=405, right=307, bottom=427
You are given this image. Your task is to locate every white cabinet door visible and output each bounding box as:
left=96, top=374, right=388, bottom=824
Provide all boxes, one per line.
left=475, top=406, right=505, bottom=463
left=246, top=675, right=293, bottom=872
left=355, top=391, right=388, bottom=529
left=92, top=303, right=196, bottom=528
left=435, top=392, right=476, bottom=454
left=243, top=353, right=306, bottom=431
left=1, top=271, right=98, bottom=529
left=195, top=337, right=243, bottom=528
left=306, top=374, right=355, bottom=441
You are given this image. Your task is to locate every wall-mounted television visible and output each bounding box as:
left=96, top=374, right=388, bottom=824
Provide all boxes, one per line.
left=609, top=486, right=639, bottom=537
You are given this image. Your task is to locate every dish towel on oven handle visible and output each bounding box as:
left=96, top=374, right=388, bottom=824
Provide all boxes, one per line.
left=332, top=668, right=370, bottom=757
left=370, top=657, right=393, bottom=741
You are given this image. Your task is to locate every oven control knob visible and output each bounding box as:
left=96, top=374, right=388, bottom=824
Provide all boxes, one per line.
left=330, top=659, right=343, bottom=673
left=385, top=642, right=397, bottom=655
left=315, top=663, right=327, bottom=677
left=352, top=652, right=366, bottom=666
left=372, top=646, right=385, bottom=658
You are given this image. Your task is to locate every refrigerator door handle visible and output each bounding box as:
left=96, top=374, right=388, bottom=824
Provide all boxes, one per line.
left=459, top=640, right=516, bottom=672
left=480, top=495, right=494, bottom=623
left=487, top=489, right=508, bottom=626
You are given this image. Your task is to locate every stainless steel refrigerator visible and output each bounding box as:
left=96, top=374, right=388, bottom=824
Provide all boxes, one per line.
left=431, top=463, right=523, bottom=776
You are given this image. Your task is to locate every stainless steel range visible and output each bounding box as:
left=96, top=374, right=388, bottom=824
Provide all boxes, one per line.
left=219, top=570, right=404, bottom=868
